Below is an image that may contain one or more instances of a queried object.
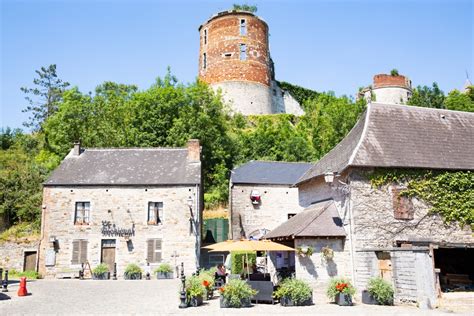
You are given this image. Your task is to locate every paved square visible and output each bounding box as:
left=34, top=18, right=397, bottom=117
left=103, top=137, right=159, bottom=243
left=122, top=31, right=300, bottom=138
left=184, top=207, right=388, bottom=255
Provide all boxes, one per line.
left=0, top=279, right=470, bottom=315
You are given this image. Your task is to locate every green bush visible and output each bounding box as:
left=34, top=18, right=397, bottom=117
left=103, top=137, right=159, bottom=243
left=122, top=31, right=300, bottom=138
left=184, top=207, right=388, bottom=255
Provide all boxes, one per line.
left=154, top=263, right=173, bottom=273
left=326, top=277, right=356, bottom=300
left=230, top=251, right=256, bottom=274
left=92, top=263, right=109, bottom=275
left=124, top=263, right=142, bottom=275
left=274, top=278, right=312, bottom=304
left=9, top=269, right=40, bottom=279
left=367, top=277, right=394, bottom=305
left=186, top=275, right=206, bottom=298
left=220, top=279, right=257, bottom=307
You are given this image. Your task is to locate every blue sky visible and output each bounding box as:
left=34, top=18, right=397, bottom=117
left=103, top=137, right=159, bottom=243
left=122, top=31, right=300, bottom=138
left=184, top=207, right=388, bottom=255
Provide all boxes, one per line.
left=1, top=0, right=472, bottom=129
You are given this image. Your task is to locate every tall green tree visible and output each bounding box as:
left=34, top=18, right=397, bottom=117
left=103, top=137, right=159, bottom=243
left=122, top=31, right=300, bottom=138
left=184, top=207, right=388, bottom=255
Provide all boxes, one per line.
left=444, top=88, right=474, bottom=112
left=407, top=82, right=445, bottom=109
left=21, top=64, right=70, bottom=131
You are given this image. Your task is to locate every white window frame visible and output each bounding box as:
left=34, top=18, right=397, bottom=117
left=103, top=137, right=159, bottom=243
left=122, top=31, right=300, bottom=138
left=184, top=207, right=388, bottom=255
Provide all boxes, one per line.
left=74, top=202, right=90, bottom=225
left=148, top=201, right=163, bottom=225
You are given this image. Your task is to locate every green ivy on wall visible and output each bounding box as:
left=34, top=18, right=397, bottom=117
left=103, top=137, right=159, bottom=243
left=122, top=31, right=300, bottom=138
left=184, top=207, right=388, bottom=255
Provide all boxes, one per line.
left=369, top=169, right=474, bottom=228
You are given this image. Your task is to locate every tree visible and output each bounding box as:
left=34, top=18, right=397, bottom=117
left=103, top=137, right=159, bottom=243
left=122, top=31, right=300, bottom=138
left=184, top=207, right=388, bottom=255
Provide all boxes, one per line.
left=407, top=82, right=445, bottom=109
left=444, top=88, right=474, bottom=112
left=390, top=69, right=399, bottom=76
left=21, top=64, right=70, bottom=130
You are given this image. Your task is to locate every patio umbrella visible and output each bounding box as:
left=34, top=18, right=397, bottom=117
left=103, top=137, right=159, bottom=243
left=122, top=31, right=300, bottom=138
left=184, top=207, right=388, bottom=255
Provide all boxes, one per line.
left=205, top=239, right=295, bottom=276
left=205, top=239, right=295, bottom=252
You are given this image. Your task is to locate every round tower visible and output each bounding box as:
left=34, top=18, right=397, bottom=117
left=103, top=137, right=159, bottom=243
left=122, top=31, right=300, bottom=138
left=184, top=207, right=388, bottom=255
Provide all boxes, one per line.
left=198, top=10, right=273, bottom=115
left=370, top=73, right=413, bottom=104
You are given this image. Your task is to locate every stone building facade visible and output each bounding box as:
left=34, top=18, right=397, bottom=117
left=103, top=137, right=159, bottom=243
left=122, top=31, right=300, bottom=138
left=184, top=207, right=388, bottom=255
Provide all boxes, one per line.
left=198, top=10, right=304, bottom=116
left=38, top=140, right=203, bottom=278
left=295, top=103, right=474, bottom=306
left=229, top=161, right=312, bottom=240
left=359, top=73, right=412, bottom=104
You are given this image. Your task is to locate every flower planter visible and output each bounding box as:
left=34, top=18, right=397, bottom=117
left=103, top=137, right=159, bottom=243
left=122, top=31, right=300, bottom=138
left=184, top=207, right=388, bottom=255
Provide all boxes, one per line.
left=124, top=272, right=142, bottom=280
left=156, top=272, right=174, bottom=279
left=279, top=294, right=313, bottom=306
left=220, top=296, right=252, bottom=308
left=188, top=295, right=203, bottom=307
left=335, top=293, right=352, bottom=306
left=362, top=290, right=378, bottom=305
left=92, top=272, right=110, bottom=280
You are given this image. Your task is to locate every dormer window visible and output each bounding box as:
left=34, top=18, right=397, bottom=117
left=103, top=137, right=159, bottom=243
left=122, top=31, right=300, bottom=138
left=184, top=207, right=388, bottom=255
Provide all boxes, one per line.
left=240, top=19, right=247, bottom=35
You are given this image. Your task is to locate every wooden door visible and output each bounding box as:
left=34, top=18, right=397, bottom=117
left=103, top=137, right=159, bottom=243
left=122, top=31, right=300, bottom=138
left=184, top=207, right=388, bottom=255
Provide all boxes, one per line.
left=23, top=251, right=37, bottom=271
left=377, top=251, right=393, bottom=282
left=101, top=239, right=116, bottom=272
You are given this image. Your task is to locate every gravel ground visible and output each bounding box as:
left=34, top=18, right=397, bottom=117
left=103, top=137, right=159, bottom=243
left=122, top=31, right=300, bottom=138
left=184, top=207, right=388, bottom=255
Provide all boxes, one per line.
left=0, top=279, right=471, bottom=315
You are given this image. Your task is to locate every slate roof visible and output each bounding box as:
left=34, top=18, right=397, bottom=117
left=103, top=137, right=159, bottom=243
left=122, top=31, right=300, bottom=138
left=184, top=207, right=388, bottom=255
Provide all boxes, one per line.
left=298, top=103, right=474, bottom=184
left=231, top=161, right=313, bottom=185
left=264, top=200, right=346, bottom=239
left=45, top=148, right=201, bottom=186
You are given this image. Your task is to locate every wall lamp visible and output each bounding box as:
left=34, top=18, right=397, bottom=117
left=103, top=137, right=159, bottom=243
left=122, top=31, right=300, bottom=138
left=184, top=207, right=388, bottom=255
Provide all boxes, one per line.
left=324, top=171, right=350, bottom=195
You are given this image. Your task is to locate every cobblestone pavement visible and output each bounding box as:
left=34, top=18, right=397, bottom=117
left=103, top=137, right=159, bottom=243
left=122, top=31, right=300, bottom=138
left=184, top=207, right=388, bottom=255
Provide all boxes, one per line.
left=0, top=279, right=471, bottom=315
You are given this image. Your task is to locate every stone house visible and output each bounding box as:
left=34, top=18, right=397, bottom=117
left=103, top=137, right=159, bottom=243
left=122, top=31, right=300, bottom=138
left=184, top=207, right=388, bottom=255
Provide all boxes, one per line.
left=38, top=140, right=203, bottom=278
left=229, top=160, right=312, bottom=240
left=290, top=103, right=474, bottom=305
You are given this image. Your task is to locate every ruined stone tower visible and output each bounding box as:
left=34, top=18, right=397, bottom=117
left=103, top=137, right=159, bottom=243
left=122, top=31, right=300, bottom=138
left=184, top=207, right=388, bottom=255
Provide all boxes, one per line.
left=359, top=73, right=413, bottom=105
left=198, top=10, right=304, bottom=115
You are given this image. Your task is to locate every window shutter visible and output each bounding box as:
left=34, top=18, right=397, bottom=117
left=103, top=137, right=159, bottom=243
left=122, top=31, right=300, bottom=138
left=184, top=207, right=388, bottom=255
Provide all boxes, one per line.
left=147, top=239, right=155, bottom=262
left=79, top=240, right=88, bottom=264
left=392, top=187, right=414, bottom=220
left=155, top=239, right=162, bottom=262
left=72, top=240, right=80, bottom=264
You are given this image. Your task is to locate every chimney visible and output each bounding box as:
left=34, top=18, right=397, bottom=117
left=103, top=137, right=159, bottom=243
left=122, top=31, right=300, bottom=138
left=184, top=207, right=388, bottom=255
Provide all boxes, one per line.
left=73, top=141, right=81, bottom=156
left=187, top=139, right=200, bottom=162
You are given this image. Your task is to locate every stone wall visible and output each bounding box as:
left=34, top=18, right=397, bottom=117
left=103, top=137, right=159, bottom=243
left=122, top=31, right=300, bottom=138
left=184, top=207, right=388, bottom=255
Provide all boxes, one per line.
left=212, top=81, right=273, bottom=115
left=0, top=239, right=39, bottom=272
left=38, top=185, right=201, bottom=278
left=349, top=172, right=474, bottom=250
left=230, top=184, right=303, bottom=240
left=270, top=80, right=305, bottom=116
left=294, top=238, right=352, bottom=290
left=362, top=87, right=412, bottom=105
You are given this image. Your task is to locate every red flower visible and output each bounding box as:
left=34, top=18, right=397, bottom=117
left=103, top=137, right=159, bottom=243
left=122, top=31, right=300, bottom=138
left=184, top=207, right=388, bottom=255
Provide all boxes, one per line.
left=335, top=282, right=348, bottom=292
left=202, top=280, right=210, bottom=287
left=218, top=287, right=225, bottom=293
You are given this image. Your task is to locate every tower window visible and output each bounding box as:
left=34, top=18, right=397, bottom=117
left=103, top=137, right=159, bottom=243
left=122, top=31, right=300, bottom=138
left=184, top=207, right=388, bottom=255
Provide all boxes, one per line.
left=240, top=44, right=247, bottom=61
left=204, top=29, right=207, bottom=45
left=203, top=53, right=207, bottom=69
left=240, top=19, right=247, bottom=35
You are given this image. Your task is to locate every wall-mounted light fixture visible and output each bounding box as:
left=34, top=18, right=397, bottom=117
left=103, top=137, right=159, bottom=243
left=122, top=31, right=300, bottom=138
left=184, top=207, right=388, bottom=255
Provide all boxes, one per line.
left=324, top=171, right=350, bottom=195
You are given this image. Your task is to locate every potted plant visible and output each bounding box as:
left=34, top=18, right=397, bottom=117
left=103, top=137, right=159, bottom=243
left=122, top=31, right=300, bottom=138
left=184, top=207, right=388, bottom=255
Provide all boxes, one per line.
left=219, top=279, right=257, bottom=308
left=92, top=263, right=110, bottom=280
left=198, top=269, right=215, bottom=300
left=154, top=263, right=174, bottom=279
left=186, top=275, right=205, bottom=307
left=363, top=277, right=394, bottom=305
left=321, top=246, right=334, bottom=261
left=296, top=245, right=313, bottom=257
left=124, top=263, right=143, bottom=280
left=326, top=277, right=356, bottom=306
left=274, top=278, right=313, bottom=306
